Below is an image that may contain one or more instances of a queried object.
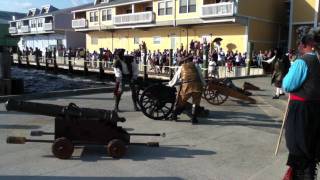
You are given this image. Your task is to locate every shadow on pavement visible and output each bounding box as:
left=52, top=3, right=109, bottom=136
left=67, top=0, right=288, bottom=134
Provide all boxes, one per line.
left=43, top=145, right=216, bottom=162
left=0, top=176, right=183, bottom=180
left=0, top=124, right=41, bottom=129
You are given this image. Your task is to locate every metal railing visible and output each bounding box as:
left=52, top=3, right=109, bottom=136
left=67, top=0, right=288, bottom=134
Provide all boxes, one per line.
left=43, top=23, right=53, bottom=31
left=114, top=11, right=154, bottom=25
left=21, top=26, right=30, bottom=33
left=72, top=19, right=88, bottom=28
left=9, top=27, right=17, bottom=34
left=13, top=54, right=264, bottom=80
left=201, top=2, right=235, bottom=18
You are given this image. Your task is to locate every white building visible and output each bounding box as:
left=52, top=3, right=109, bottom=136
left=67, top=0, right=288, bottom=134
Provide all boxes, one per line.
left=8, top=4, right=92, bottom=56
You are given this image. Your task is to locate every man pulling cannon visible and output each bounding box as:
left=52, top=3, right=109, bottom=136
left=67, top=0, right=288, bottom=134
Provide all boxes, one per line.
left=168, top=55, right=206, bottom=124
left=113, top=49, right=140, bottom=112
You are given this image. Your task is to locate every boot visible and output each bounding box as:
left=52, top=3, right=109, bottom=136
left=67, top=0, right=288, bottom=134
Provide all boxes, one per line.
left=292, top=164, right=317, bottom=180
left=114, top=94, right=121, bottom=112
left=191, top=104, right=199, bottom=125
left=171, top=106, right=184, bottom=121
left=131, top=92, right=140, bottom=111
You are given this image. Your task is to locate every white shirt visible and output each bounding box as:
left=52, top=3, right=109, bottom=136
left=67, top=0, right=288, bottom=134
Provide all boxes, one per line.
left=114, top=60, right=138, bottom=80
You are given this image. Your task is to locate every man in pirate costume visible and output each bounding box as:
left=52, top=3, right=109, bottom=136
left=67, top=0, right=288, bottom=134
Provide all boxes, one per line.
left=113, top=48, right=140, bottom=112
left=282, top=26, right=320, bottom=180
left=168, top=55, right=206, bottom=124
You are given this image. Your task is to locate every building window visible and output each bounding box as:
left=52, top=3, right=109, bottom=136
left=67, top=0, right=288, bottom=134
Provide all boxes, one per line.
left=134, top=37, right=140, bottom=44
left=166, top=1, right=173, bottom=15
left=90, top=12, right=94, bottom=22
left=179, top=0, right=196, bottom=13
left=107, top=9, right=112, bottom=20
left=31, top=20, right=37, bottom=28
left=102, top=9, right=112, bottom=21
left=38, top=20, right=43, bottom=28
left=153, top=36, right=161, bottom=44
left=158, top=1, right=173, bottom=16
left=91, top=37, right=98, bottom=45
left=102, top=10, right=107, bottom=21
left=94, top=11, right=99, bottom=22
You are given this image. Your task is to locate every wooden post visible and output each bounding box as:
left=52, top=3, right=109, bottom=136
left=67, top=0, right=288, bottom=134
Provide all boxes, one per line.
left=53, top=48, right=58, bottom=74
left=35, top=49, right=40, bottom=69
left=143, top=48, right=148, bottom=80
left=203, top=45, right=209, bottom=79
left=17, top=50, right=22, bottom=66
left=83, top=49, right=88, bottom=76
left=169, top=49, right=174, bottom=79
left=99, top=48, right=104, bottom=79
left=68, top=48, right=73, bottom=74
left=26, top=54, right=30, bottom=67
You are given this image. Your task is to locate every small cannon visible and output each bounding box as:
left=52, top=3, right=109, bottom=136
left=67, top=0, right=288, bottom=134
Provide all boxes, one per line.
left=6, top=99, right=165, bottom=159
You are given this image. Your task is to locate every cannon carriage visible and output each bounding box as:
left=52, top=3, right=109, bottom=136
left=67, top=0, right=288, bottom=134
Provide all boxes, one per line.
left=6, top=99, right=164, bottom=159
left=135, top=77, right=258, bottom=120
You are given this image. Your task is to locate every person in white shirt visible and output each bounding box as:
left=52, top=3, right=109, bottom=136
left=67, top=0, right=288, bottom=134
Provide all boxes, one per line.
left=113, top=49, right=139, bottom=112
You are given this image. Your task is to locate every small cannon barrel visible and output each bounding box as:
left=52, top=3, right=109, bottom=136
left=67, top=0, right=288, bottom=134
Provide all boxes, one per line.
left=5, top=99, right=126, bottom=123
left=6, top=99, right=65, bottom=117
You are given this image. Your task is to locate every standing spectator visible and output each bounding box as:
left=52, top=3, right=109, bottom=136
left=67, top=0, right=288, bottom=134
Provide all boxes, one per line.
left=271, top=49, right=285, bottom=99
left=218, top=48, right=226, bottom=66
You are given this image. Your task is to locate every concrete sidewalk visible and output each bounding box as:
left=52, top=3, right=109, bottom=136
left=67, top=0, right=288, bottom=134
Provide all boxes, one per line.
left=0, top=77, right=315, bottom=180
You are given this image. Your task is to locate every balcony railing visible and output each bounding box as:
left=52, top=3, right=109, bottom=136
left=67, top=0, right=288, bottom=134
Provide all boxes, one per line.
left=201, top=2, right=235, bottom=18
left=114, top=11, right=154, bottom=25
left=9, top=27, right=17, bottom=34
left=21, top=26, right=30, bottom=33
left=72, top=19, right=88, bottom=28
left=43, top=23, right=53, bottom=31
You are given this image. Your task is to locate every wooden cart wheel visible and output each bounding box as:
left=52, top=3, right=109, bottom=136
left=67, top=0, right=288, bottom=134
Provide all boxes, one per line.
left=139, top=84, right=175, bottom=120
left=204, top=86, right=229, bottom=105
left=107, top=139, right=127, bottom=159
left=52, top=137, right=74, bottom=159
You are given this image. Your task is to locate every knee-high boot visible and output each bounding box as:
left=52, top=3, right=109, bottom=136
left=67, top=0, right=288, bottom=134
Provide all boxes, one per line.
left=114, top=94, right=122, bottom=112
left=292, top=163, right=317, bottom=180
left=131, top=89, right=140, bottom=111
left=191, top=104, right=199, bottom=125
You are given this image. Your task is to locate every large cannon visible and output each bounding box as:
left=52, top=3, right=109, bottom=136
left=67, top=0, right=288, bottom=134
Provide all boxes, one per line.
left=6, top=99, right=164, bottom=159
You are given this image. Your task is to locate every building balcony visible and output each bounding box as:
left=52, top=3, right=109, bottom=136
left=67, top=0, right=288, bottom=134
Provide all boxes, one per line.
left=201, top=2, right=236, bottom=18
left=21, top=26, right=30, bottom=33
left=9, top=27, right=17, bottom=34
left=43, top=23, right=53, bottom=31
left=114, top=11, right=154, bottom=25
left=72, top=18, right=88, bottom=28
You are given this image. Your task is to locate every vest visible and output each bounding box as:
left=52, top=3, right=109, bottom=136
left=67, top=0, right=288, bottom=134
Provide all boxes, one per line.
left=180, top=62, right=203, bottom=94
left=293, top=54, right=320, bottom=100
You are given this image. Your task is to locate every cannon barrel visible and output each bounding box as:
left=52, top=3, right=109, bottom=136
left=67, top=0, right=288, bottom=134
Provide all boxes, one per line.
left=5, top=99, right=126, bottom=123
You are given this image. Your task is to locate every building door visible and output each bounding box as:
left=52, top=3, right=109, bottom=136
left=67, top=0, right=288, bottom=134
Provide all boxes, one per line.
left=170, top=35, right=176, bottom=50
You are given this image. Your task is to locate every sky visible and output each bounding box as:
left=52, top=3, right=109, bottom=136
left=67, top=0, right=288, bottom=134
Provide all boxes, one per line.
left=0, top=0, right=94, bottom=13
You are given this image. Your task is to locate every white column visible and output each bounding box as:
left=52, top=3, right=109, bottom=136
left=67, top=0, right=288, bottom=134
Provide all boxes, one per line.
left=132, top=4, right=135, bottom=13
left=314, top=0, right=319, bottom=27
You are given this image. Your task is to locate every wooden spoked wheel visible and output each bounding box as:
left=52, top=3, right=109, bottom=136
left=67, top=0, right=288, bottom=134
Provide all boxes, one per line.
left=139, top=84, right=175, bottom=120
left=203, top=85, right=229, bottom=105
left=52, top=137, right=74, bottom=159
left=107, top=139, right=127, bottom=159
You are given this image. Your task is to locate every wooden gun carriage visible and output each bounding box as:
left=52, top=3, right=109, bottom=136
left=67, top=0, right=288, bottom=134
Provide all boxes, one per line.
left=6, top=99, right=164, bottom=159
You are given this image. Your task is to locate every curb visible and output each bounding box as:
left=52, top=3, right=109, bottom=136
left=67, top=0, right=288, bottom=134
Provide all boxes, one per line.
left=0, top=87, right=115, bottom=103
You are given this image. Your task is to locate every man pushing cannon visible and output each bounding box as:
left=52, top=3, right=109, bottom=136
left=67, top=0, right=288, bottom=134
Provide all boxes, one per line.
left=168, top=55, right=206, bottom=124
left=113, top=48, right=140, bottom=112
